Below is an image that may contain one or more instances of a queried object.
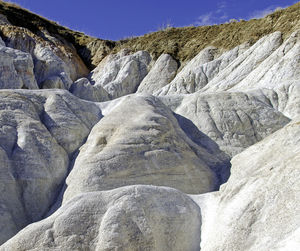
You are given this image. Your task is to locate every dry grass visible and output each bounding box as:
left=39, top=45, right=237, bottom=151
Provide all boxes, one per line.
left=0, top=1, right=299, bottom=69
left=0, top=0, right=113, bottom=69
left=112, top=2, right=300, bottom=65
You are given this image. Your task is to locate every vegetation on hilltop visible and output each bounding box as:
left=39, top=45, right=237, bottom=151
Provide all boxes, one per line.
left=0, top=0, right=114, bottom=69
left=115, top=2, right=300, bottom=65
left=0, top=1, right=299, bottom=69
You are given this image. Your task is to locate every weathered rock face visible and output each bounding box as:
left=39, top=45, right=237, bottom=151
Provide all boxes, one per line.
left=33, top=44, right=73, bottom=89
left=194, top=119, right=300, bottom=251
left=70, top=49, right=152, bottom=101
left=39, top=90, right=102, bottom=155
left=156, top=44, right=249, bottom=95
left=0, top=25, right=89, bottom=88
left=273, top=82, right=300, bottom=119
left=1, top=185, right=201, bottom=251
left=0, top=36, right=5, bottom=46
left=69, top=77, right=110, bottom=102
left=89, top=49, right=151, bottom=99
left=229, top=30, right=300, bottom=92
left=63, top=94, right=228, bottom=203
left=201, top=31, right=283, bottom=92
left=0, top=14, right=10, bottom=25
left=0, top=4, right=300, bottom=250
left=0, top=147, right=28, bottom=245
left=137, top=54, right=178, bottom=94
left=155, top=31, right=283, bottom=96
left=0, top=89, right=102, bottom=244
left=0, top=91, right=68, bottom=243
left=161, top=91, right=290, bottom=157
left=0, top=45, right=37, bottom=89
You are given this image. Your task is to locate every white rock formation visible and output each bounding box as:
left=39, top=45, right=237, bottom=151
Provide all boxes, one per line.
left=193, top=119, right=300, bottom=251
left=0, top=36, right=5, bottom=46
left=155, top=46, right=219, bottom=95
left=0, top=45, right=38, bottom=89
left=230, top=30, right=300, bottom=92
left=0, top=148, right=28, bottom=245
left=0, top=91, right=68, bottom=244
left=0, top=9, right=299, bottom=251
left=201, top=31, right=283, bottom=92
left=154, top=31, right=283, bottom=96
left=0, top=89, right=102, bottom=244
left=161, top=91, right=290, bottom=157
left=0, top=25, right=89, bottom=88
left=89, top=49, right=151, bottom=99
left=156, top=43, right=250, bottom=95
left=273, top=82, right=300, bottom=119
left=1, top=185, right=201, bottom=251
left=63, top=94, right=228, bottom=203
left=33, top=44, right=74, bottom=89
left=69, top=77, right=110, bottom=102
left=39, top=90, right=102, bottom=155
left=137, top=54, right=178, bottom=94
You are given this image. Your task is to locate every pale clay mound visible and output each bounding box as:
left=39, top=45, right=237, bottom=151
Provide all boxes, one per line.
left=2, top=120, right=299, bottom=251
left=62, top=94, right=223, bottom=203
left=0, top=10, right=299, bottom=251
left=1, top=186, right=201, bottom=251
left=193, top=119, right=300, bottom=251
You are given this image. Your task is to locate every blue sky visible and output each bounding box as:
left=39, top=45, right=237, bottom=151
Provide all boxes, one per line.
left=5, top=0, right=299, bottom=40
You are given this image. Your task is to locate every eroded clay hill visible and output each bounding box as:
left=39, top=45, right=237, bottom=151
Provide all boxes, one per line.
left=0, top=1, right=299, bottom=250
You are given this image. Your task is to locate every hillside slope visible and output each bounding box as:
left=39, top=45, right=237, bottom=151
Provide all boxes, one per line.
left=1, top=1, right=300, bottom=68
left=0, top=1, right=299, bottom=250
